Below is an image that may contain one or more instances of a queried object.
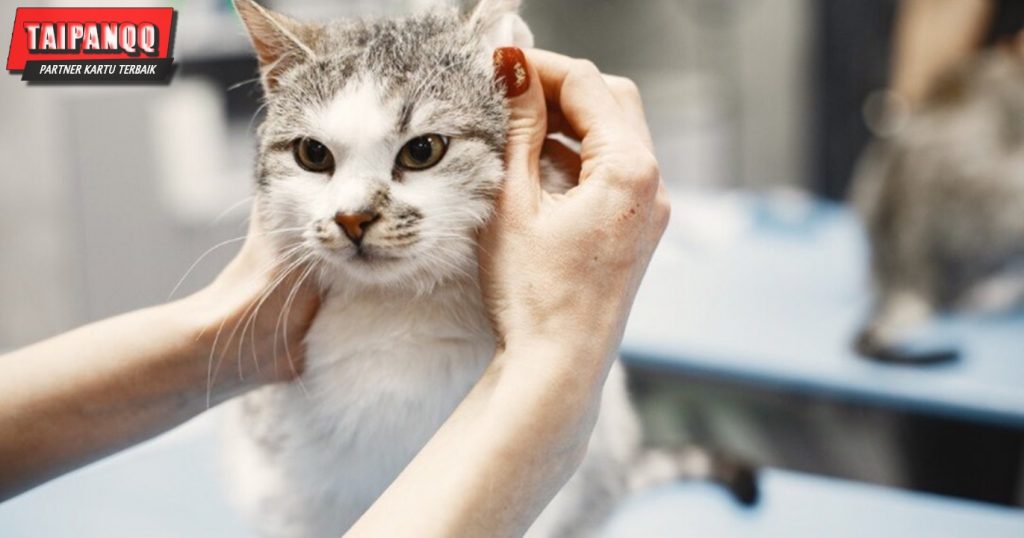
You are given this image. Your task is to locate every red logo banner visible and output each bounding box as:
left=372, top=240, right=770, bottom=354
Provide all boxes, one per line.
left=6, top=7, right=176, bottom=82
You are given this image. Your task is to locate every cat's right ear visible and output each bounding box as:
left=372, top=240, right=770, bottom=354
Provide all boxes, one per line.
left=234, top=0, right=318, bottom=91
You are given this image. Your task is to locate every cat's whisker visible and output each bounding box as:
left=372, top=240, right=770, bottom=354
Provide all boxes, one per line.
left=203, top=243, right=308, bottom=407
left=212, top=195, right=255, bottom=225
left=170, top=236, right=249, bottom=301
left=243, top=250, right=315, bottom=377
left=414, top=249, right=475, bottom=283
left=218, top=256, right=295, bottom=383
left=273, top=259, right=314, bottom=370
left=204, top=254, right=294, bottom=407
left=168, top=226, right=306, bottom=301
left=228, top=76, right=261, bottom=92
left=206, top=246, right=308, bottom=405
left=228, top=257, right=302, bottom=383
left=278, top=261, right=318, bottom=398
left=230, top=250, right=312, bottom=382
left=247, top=101, right=270, bottom=134
left=417, top=231, right=474, bottom=240
left=266, top=249, right=316, bottom=361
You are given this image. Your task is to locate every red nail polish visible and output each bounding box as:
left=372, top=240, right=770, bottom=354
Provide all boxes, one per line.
left=493, top=46, right=530, bottom=98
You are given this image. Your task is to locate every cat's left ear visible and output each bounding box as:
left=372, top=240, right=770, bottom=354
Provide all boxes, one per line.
left=467, top=0, right=534, bottom=50
left=234, top=0, right=319, bottom=91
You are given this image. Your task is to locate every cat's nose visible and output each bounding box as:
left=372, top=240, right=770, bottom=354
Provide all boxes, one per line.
left=333, top=211, right=379, bottom=244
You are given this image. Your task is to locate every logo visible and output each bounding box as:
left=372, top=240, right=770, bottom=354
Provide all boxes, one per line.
left=6, top=7, right=176, bottom=83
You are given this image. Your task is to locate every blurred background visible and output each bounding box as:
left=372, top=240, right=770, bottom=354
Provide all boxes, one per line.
left=1, top=0, right=1023, bottom=535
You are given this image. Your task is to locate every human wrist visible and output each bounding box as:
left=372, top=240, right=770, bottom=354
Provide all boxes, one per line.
left=499, top=308, right=622, bottom=368
left=493, top=334, right=614, bottom=407
left=483, top=339, right=608, bottom=472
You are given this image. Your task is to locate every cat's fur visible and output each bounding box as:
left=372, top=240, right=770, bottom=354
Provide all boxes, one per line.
left=852, top=46, right=1024, bottom=363
left=223, top=1, right=754, bottom=536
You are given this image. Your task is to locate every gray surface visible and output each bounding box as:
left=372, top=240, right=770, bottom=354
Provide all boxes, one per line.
left=622, top=192, right=1024, bottom=426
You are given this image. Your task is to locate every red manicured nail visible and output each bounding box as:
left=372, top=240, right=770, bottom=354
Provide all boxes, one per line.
left=493, top=46, right=530, bottom=98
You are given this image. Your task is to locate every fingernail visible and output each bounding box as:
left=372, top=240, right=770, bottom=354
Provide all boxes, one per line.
left=493, top=46, right=530, bottom=98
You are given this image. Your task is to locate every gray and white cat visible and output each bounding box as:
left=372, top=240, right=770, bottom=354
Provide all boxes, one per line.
left=222, top=1, right=754, bottom=536
left=853, top=46, right=1024, bottom=363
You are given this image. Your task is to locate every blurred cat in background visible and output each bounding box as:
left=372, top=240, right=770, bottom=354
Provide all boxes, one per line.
left=222, top=1, right=756, bottom=537
left=852, top=45, right=1024, bottom=363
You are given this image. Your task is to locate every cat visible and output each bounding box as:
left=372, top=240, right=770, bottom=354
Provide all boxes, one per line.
left=222, top=1, right=756, bottom=536
left=852, top=45, right=1024, bottom=364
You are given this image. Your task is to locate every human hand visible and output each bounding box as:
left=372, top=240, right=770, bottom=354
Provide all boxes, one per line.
left=188, top=207, right=321, bottom=396
left=480, top=48, right=670, bottom=378
left=0, top=205, right=321, bottom=499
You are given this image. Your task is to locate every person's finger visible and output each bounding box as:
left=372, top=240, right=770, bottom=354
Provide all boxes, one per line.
left=545, top=107, right=581, bottom=142
left=494, top=46, right=545, bottom=213
left=543, top=75, right=650, bottom=148
left=527, top=49, right=658, bottom=198
left=601, top=74, right=654, bottom=151
left=541, top=138, right=582, bottom=186
left=599, top=74, right=662, bottom=205
left=541, top=74, right=652, bottom=150
left=526, top=49, right=630, bottom=144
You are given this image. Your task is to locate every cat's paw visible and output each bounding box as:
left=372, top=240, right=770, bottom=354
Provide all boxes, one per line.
left=853, top=326, right=960, bottom=365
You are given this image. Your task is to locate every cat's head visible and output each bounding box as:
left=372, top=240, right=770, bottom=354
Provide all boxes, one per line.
left=235, top=0, right=532, bottom=292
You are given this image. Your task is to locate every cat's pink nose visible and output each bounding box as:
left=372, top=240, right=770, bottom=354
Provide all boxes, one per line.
left=334, top=211, right=379, bottom=244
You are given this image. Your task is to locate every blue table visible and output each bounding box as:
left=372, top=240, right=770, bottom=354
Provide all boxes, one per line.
left=621, top=192, right=1024, bottom=428
left=2, top=411, right=1021, bottom=537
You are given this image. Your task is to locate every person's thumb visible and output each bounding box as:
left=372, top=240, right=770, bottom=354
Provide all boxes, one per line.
left=494, top=46, right=544, bottom=212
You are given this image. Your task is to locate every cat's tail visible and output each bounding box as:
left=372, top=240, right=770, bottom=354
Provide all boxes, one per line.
left=629, top=445, right=760, bottom=506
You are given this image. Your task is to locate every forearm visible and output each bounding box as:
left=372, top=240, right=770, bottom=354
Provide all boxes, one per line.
left=347, top=339, right=610, bottom=537
left=0, top=295, right=245, bottom=500
left=0, top=211, right=318, bottom=501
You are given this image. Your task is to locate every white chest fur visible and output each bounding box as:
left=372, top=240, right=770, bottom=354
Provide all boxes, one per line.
left=303, top=280, right=495, bottom=445
left=225, top=279, right=497, bottom=536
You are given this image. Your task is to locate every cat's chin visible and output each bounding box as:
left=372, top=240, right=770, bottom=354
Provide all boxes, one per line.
left=321, top=252, right=465, bottom=293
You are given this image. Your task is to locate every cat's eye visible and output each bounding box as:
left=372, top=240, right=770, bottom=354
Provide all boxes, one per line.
left=294, top=137, right=335, bottom=173
left=396, top=134, right=448, bottom=171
